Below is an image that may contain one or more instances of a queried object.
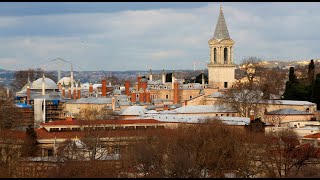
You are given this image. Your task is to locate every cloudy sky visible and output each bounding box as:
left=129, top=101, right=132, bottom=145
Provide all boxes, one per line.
left=0, top=2, right=319, bottom=71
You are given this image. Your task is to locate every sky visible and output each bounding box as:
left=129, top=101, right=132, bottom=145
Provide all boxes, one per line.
left=0, top=2, right=319, bottom=71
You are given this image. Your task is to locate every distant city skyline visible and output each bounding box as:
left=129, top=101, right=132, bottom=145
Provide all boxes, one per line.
left=0, top=2, right=319, bottom=71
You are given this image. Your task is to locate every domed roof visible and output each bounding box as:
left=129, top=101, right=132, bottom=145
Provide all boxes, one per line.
left=120, top=106, right=147, bottom=116
left=57, top=77, right=75, bottom=86
left=30, top=77, right=58, bottom=90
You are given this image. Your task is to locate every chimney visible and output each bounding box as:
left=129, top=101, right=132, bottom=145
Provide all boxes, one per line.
left=149, top=69, right=153, bottom=81
left=131, top=90, right=136, bottom=103
left=77, top=87, right=81, bottom=99
left=202, top=72, right=205, bottom=85
left=172, top=70, right=175, bottom=89
left=145, top=90, right=151, bottom=103
left=173, top=81, right=179, bottom=104
left=112, top=96, right=116, bottom=111
left=137, top=75, right=142, bottom=91
left=139, top=89, right=145, bottom=103
left=73, top=87, right=77, bottom=100
left=162, top=69, right=166, bottom=84
left=101, top=79, right=107, bottom=97
left=62, top=87, right=65, bottom=98
left=70, top=64, right=74, bottom=87
left=250, top=110, right=255, bottom=121
left=27, top=85, right=30, bottom=104
left=68, top=87, right=71, bottom=99
left=125, top=80, right=130, bottom=96
left=42, top=74, right=45, bottom=95
left=141, top=80, right=147, bottom=91
left=89, top=83, right=93, bottom=96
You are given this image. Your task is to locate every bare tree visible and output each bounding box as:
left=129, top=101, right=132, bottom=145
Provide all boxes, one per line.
left=259, top=130, right=317, bottom=178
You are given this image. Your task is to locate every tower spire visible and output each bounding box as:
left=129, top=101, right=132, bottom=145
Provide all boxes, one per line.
left=213, top=4, right=230, bottom=40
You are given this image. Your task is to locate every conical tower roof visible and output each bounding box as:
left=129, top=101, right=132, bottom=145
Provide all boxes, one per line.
left=213, top=6, right=230, bottom=40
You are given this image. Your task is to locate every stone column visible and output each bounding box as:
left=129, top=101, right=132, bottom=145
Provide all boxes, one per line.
left=221, top=46, right=224, bottom=64
left=228, top=46, right=230, bottom=64
left=231, top=46, right=233, bottom=64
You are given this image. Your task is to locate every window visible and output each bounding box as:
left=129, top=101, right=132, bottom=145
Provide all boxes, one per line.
left=50, top=128, right=59, bottom=132
left=221, top=114, right=223, bottom=116
left=214, top=48, right=217, bottom=63
left=48, top=149, right=53, bottom=156
left=166, top=94, right=169, bottom=99
left=226, top=114, right=229, bottom=117
left=224, top=82, right=228, bottom=88
left=224, top=47, right=228, bottom=64
left=190, top=95, right=193, bottom=99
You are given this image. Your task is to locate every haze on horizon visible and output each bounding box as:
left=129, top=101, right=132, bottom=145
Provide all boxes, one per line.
left=0, top=2, right=319, bottom=72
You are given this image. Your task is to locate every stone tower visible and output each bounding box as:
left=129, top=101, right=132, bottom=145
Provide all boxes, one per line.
left=207, top=6, right=235, bottom=89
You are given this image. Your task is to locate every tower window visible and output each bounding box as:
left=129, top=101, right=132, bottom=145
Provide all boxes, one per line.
left=224, top=47, right=228, bottom=64
left=166, top=94, right=169, bottom=99
left=214, top=48, right=217, bottom=64
left=224, top=82, right=228, bottom=88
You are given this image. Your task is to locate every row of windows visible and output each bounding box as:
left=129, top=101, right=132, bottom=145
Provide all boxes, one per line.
left=213, top=47, right=232, bottom=64
left=49, top=125, right=165, bottom=132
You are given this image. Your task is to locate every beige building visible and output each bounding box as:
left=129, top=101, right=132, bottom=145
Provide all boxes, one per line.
left=207, top=6, right=236, bottom=89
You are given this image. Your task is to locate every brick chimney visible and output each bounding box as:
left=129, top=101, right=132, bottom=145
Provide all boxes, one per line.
left=125, top=80, right=130, bottom=96
left=101, top=79, right=107, bottom=97
left=139, top=89, right=145, bottom=103
left=141, top=81, right=147, bottom=91
left=89, top=83, right=93, bottom=96
left=137, top=75, right=142, bottom=91
left=250, top=110, right=255, bottom=121
left=145, top=90, right=151, bottom=103
left=131, top=90, right=136, bottom=103
left=73, top=88, right=77, bottom=100
left=173, top=81, right=179, bottom=104
left=62, top=87, right=65, bottom=98
left=77, top=87, right=81, bottom=99
left=68, top=87, right=71, bottom=99
left=26, top=85, right=30, bottom=105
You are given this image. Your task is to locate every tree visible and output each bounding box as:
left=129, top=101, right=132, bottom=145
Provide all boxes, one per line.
left=283, top=67, right=311, bottom=101
left=0, top=84, right=23, bottom=131
left=308, top=59, right=315, bottom=85
left=216, top=82, right=268, bottom=117
left=10, top=68, right=57, bottom=92
left=195, top=72, right=208, bottom=84
left=166, top=73, right=173, bottom=82
left=259, top=130, right=317, bottom=178
left=312, top=73, right=320, bottom=110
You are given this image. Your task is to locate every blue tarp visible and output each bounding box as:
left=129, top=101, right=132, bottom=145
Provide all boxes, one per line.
left=15, top=103, right=32, bottom=108
left=52, top=99, right=59, bottom=106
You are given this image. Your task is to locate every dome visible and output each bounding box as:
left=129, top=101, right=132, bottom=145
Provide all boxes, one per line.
left=120, top=106, right=147, bottom=116
left=30, top=77, right=58, bottom=90
left=57, top=77, right=76, bottom=86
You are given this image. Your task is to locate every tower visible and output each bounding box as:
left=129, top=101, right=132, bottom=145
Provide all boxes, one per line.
left=207, top=5, right=235, bottom=89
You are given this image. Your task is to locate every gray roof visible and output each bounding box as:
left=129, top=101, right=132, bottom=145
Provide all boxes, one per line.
left=66, top=97, right=112, bottom=104
left=213, top=7, right=230, bottom=40
left=139, top=114, right=250, bottom=126
left=174, top=105, right=236, bottom=114
left=266, top=108, right=312, bottom=115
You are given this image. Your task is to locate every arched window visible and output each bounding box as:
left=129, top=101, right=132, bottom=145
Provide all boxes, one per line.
left=214, top=48, right=217, bottom=64
left=224, top=47, right=228, bottom=64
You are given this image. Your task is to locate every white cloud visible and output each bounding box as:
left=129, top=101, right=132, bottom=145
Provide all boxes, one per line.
left=0, top=2, right=319, bottom=71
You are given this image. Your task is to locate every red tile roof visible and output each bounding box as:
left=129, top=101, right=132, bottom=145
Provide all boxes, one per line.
left=40, top=119, right=163, bottom=126
left=303, top=133, right=320, bottom=139
left=35, top=128, right=173, bottom=140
